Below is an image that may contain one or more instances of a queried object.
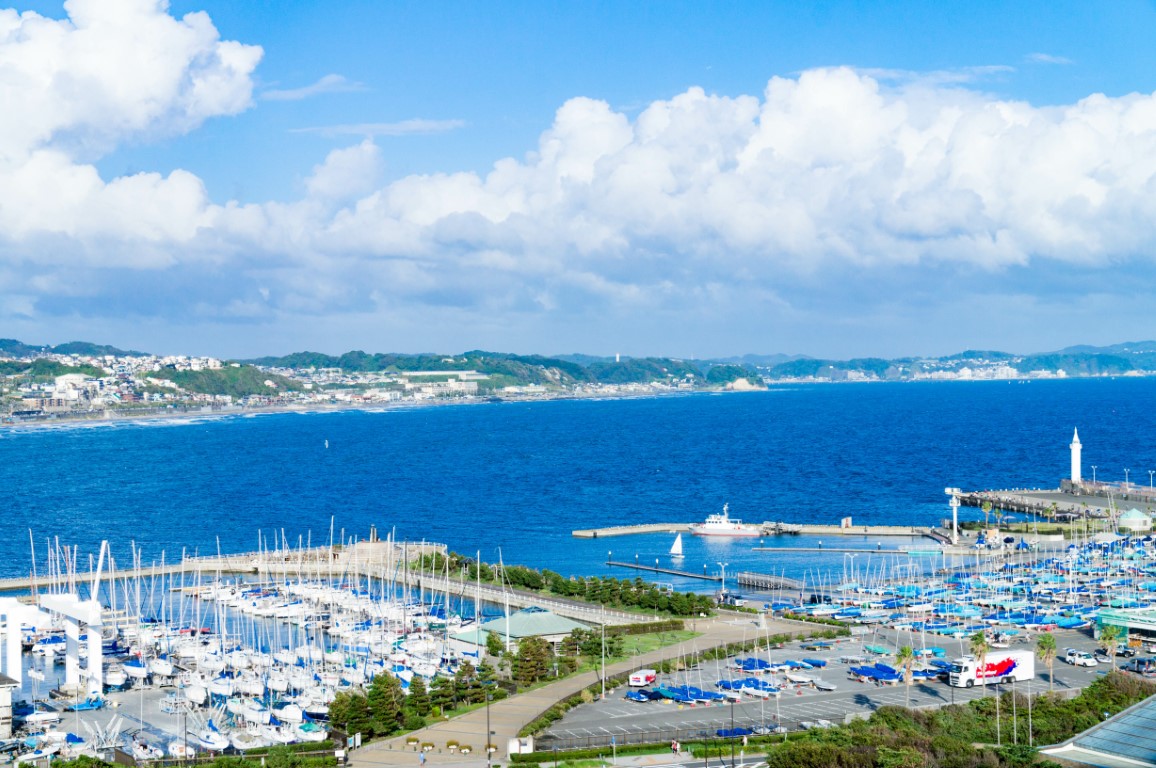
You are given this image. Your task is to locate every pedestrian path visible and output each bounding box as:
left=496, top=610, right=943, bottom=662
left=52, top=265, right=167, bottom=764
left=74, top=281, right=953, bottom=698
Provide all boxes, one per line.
left=349, top=615, right=806, bottom=768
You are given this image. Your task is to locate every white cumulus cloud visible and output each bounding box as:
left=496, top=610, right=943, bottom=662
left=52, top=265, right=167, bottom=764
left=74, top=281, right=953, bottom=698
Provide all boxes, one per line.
left=0, top=0, right=260, bottom=269
left=3, top=0, right=1156, bottom=351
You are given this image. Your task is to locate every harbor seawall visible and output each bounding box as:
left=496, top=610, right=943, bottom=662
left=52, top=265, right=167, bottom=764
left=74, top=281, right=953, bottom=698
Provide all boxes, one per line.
left=573, top=522, right=937, bottom=539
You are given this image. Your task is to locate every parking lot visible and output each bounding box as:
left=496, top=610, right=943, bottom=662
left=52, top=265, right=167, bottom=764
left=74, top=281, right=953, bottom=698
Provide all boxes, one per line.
left=538, top=623, right=1120, bottom=749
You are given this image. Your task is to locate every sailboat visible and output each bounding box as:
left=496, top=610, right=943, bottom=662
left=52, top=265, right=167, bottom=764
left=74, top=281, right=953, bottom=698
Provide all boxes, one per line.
left=670, top=533, right=685, bottom=559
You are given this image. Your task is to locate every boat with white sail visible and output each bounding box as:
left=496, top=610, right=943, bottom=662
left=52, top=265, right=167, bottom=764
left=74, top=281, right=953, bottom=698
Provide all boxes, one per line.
left=669, top=533, right=685, bottom=559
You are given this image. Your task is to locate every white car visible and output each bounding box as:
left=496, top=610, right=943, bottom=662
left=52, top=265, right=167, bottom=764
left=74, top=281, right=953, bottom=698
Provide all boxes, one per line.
left=1065, top=648, right=1098, bottom=667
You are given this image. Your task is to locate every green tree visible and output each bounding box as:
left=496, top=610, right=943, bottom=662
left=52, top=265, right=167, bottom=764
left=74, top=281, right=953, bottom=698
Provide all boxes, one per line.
left=366, top=672, right=406, bottom=735
left=477, top=661, right=498, bottom=687
left=406, top=675, right=432, bottom=716
left=264, top=746, right=302, bottom=768
left=455, top=661, right=483, bottom=704
left=1037, top=632, right=1058, bottom=693
left=1100, top=624, right=1121, bottom=672
left=895, top=645, right=916, bottom=708
left=981, top=500, right=992, bottom=527
left=429, top=675, right=455, bottom=713
left=486, top=630, right=505, bottom=657
left=970, top=631, right=990, bottom=697
left=330, top=690, right=373, bottom=737
left=514, top=636, right=552, bottom=686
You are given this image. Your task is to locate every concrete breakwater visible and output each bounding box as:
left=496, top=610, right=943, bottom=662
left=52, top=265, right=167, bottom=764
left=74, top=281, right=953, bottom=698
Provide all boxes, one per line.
left=573, top=522, right=938, bottom=539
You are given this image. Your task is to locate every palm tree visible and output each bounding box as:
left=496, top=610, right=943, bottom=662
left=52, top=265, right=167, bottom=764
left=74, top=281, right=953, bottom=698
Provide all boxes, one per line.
left=1100, top=624, right=1121, bottom=672
left=896, top=645, right=916, bottom=708
left=1036, top=632, right=1057, bottom=692
left=970, top=631, right=990, bottom=696
left=982, top=500, right=993, bottom=528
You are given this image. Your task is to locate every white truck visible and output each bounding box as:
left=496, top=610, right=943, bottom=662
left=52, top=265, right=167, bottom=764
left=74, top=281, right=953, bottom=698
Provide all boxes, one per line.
left=629, top=669, right=657, bottom=687
left=948, top=649, right=1035, bottom=688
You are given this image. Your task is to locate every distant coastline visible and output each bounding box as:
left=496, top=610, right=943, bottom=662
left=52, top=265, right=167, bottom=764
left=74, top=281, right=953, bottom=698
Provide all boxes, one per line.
left=0, top=385, right=726, bottom=429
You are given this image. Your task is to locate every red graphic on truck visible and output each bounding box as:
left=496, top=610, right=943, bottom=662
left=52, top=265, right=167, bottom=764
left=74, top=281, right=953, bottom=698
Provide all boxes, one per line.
left=980, top=658, right=1018, bottom=678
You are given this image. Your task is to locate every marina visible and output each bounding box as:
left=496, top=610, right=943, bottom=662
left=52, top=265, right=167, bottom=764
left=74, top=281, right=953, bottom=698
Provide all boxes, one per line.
left=4, top=392, right=1156, bottom=766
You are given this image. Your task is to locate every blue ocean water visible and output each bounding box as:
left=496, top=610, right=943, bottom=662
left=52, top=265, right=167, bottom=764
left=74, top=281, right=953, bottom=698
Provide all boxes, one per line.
left=3, top=378, right=1155, bottom=590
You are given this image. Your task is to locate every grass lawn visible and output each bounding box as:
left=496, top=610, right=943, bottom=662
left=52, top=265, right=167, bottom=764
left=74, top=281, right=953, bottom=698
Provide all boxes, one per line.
left=619, top=630, right=701, bottom=655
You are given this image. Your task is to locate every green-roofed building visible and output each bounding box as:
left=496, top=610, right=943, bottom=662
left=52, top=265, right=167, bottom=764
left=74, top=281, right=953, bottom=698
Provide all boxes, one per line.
left=1042, top=693, right=1156, bottom=767
left=1120, top=508, right=1153, bottom=532
left=450, top=607, right=591, bottom=654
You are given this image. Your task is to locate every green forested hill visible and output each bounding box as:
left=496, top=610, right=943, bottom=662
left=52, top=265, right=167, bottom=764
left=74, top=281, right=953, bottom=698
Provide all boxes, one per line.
left=149, top=366, right=301, bottom=396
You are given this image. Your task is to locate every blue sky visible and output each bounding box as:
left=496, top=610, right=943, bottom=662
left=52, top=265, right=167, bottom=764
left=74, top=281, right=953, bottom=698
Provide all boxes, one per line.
left=4, top=0, right=1156, bottom=359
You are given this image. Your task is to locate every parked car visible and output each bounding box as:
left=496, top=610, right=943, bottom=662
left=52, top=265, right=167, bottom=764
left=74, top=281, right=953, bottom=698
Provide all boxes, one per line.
left=1124, top=657, right=1156, bottom=675
left=1065, top=648, right=1098, bottom=667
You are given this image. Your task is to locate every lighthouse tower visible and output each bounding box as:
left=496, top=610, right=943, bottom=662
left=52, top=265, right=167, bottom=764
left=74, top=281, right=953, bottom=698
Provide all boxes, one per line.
left=1070, top=428, right=1082, bottom=485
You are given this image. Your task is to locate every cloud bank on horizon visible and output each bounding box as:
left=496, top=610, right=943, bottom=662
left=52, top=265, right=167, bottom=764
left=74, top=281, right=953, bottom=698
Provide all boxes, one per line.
left=3, top=0, right=1155, bottom=356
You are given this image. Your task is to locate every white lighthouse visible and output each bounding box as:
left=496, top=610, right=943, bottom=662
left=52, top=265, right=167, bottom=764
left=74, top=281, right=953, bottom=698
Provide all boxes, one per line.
left=1070, top=428, right=1082, bottom=485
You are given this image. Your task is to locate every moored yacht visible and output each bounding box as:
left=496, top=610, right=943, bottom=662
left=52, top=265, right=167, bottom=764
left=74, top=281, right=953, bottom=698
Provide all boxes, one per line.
left=690, top=504, right=761, bottom=537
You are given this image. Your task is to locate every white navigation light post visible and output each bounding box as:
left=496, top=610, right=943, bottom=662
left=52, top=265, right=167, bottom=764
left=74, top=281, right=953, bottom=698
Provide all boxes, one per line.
left=1070, top=429, right=1082, bottom=485
left=945, top=488, right=961, bottom=545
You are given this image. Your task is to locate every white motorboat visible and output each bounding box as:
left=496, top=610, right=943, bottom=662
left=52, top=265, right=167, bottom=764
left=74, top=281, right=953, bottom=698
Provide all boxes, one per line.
left=690, top=504, right=761, bottom=537
left=295, top=721, right=328, bottom=743
left=242, top=699, right=272, bottom=725
left=272, top=702, right=304, bottom=724
left=14, top=743, right=60, bottom=765
left=168, top=742, right=196, bottom=759
left=131, top=739, right=165, bottom=761
left=190, top=722, right=229, bottom=752
left=22, top=704, right=62, bottom=725
left=230, top=726, right=273, bottom=751
left=149, top=655, right=174, bottom=677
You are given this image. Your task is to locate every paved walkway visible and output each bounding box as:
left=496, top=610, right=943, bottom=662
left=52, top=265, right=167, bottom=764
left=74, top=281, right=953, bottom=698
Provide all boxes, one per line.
left=349, top=615, right=807, bottom=768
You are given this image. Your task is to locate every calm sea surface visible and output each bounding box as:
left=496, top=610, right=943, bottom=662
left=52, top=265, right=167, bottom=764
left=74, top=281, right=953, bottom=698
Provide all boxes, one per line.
left=3, top=378, right=1155, bottom=590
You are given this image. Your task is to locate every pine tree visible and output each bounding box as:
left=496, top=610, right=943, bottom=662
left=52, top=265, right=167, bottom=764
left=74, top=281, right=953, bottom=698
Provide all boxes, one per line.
left=330, top=691, right=373, bottom=737
left=486, top=630, right=505, bottom=657
left=429, top=675, right=456, bottom=713
left=477, top=661, right=498, bottom=687
left=455, top=660, right=483, bottom=703
left=514, top=636, right=552, bottom=686
left=406, top=674, right=432, bottom=716
left=366, top=672, right=405, bottom=735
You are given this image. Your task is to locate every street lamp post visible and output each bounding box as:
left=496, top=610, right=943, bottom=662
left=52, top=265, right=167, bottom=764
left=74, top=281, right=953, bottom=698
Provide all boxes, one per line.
left=718, top=562, right=728, bottom=593
left=1126, top=468, right=1131, bottom=488
left=843, top=553, right=857, bottom=583
left=486, top=692, right=494, bottom=768
left=730, top=698, right=736, bottom=768
left=1149, top=470, right=1154, bottom=491
left=1093, top=465, right=1098, bottom=485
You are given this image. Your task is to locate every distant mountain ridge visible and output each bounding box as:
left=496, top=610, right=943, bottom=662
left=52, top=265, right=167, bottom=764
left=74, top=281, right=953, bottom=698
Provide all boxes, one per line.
left=0, top=338, right=146, bottom=357
left=5, top=337, right=1156, bottom=383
